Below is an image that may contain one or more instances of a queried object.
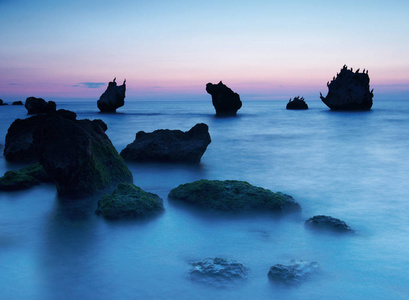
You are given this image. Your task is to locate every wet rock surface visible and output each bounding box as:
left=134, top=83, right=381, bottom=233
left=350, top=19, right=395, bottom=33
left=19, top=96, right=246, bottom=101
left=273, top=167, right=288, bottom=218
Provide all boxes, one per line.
left=120, top=123, right=211, bottom=164
left=0, top=169, right=40, bottom=191
left=286, top=96, right=308, bottom=110
left=268, top=259, right=321, bottom=285
left=95, top=183, right=164, bottom=219
left=25, top=97, right=56, bottom=114
left=320, top=65, right=373, bottom=110
left=305, top=215, right=355, bottom=233
left=206, top=81, right=242, bottom=116
left=97, top=78, right=126, bottom=112
left=168, top=179, right=301, bottom=213
left=189, top=257, right=250, bottom=287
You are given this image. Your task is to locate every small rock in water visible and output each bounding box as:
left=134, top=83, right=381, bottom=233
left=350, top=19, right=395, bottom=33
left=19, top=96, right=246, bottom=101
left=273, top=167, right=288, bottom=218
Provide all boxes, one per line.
left=268, top=259, right=321, bottom=285
left=25, top=97, right=56, bottom=114
left=97, top=78, right=126, bottom=112
left=206, top=81, right=242, bottom=116
left=286, top=96, right=308, bottom=110
left=189, top=257, right=250, bottom=287
left=305, top=215, right=355, bottom=233
left=0, top=170, right=40, bottom=191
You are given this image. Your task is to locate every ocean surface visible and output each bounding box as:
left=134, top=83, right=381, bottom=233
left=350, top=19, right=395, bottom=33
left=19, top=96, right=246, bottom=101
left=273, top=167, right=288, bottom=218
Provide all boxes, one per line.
left=1, top=99, right=409, bottom=299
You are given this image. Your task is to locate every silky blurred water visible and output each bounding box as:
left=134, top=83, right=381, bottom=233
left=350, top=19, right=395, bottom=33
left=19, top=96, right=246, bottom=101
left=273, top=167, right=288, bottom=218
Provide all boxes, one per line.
left=1, top=99, right=409, bottom=299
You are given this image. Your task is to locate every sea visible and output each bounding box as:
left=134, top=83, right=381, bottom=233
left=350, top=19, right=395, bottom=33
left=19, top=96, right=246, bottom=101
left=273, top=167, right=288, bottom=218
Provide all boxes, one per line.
left=0, top=99, right=409, bottom=300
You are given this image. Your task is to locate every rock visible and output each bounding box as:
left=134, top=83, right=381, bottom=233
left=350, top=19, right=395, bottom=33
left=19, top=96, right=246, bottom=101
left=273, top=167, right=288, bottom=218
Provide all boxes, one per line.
left=305, top=215, right=355, bottom=233
left=189, top=257, right=250, bottom=287
left=206, top=81, right=242, bottom=116
left=3, top=110, right=76, bottom=162
left=120, top=123, right=211, bottom=164
left=20, top=163, right=53, bottom=182
left=0, top=99, right=8, bottom=106
left=268, top=259, right=321, bottom=285
left=286, top=96, right=308, bottom=110
left=24, top=97, right=56, bottom=114
left=320, top=65, right=373, bottom=110
left=95, top=183, right=163, bottom=219
left=0, top=170, right=40, bottom=191
left=33, top=114, right=133, bottom=197
left=12, top=101, right=23, bottom=105
left=168, top=179, right=301, bottom=213
left=97, top=78, right=126, bottom=112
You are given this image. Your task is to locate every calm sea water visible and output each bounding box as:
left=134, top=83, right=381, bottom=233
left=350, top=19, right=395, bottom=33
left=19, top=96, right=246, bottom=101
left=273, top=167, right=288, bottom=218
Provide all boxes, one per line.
left=1, top=99, right=409, bottom=299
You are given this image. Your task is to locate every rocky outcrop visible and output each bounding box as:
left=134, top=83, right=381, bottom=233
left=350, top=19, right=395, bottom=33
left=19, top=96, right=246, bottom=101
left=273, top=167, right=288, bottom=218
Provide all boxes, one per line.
left=12, top=101, right=23, bottom=105
left=120, top=123, right=211, bottom=164
left=189, top=257, right=250, bottom=287
left=97, top=78, right=126, bottom=112
left=286, top=96, right=308, bottom=110
left=305, top=215, right=355, bottom=233
left=320, top=65, right=373, bottom=110
left=25, top=97, right=56, bottom=114
left=4, top=110, right=77, bottom=162
left=95, top=183, right=164, bottom=219
left=33, top=113, right=133, bottom=197
left=0, top=99, right=8, bottom=106
left=0, top=170, right=40, bottom=191
left=206, top=81, right=242, bottom=116
left=268, top=260, right=321, bottom=285
left=168, top=179, right=301, bottom=213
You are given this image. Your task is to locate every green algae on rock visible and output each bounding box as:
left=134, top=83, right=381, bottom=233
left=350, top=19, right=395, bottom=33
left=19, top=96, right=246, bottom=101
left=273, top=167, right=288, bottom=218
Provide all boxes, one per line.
left=168, top=179, right=300, bottom=213
left=0, top=170, right=40, bottom=191
left=96, top=183, right=164, bottom=219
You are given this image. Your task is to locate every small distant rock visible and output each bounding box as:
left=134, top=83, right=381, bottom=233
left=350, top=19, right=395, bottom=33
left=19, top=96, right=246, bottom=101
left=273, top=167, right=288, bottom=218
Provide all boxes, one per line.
left=286, top=96, right=308, bottom=110
left=268, top=259, right=321, bottom=285
left=0, top=99, right=8, bottom=106
left=305, top=215, right=355, bottom=233
left=120, top=123, right=211, bottom=164
left=168, top=179, right=301, bottom=213
left=97, top=78, right=126, bottom=112
left=206, top=81, right=242, bottom=116
left=0, top=170, right=40, bottom=191
left=320, top=65, right=373, bottom=110
left=95, top=183, right=164, bottom=219
left=25, top=97, right=56, bottom=114
left=189, top=257, right=250, bottom=287
left=12, top=101, right=23, bottom=106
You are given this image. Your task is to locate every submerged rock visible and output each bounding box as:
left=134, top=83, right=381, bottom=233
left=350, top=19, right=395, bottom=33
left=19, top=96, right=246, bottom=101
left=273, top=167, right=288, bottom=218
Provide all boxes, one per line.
left=206, top=81, right=242, bottom=116
left=95, top=183, right=163, bottom=219
left=286, top=96, right=308, bottom=110
left=0, top=170, right=40, bottom=191
left=25, top=97, right=56, bottom=114
left=305, top=215, right=355, bottom=233
left=189, top=257, right=250, bottom=287
left=97, top=78, right=126, bottom=112
left=320, top=65, right=373, bottom=110
left=168, top=179, right=301, bottom=213
left=268, top=259, right=321, bottom=285
left=33, top=114, right=133, bottom=197
left=12, top=101, right=23, bottom=106
left=120, top=123, right=211, bottom=164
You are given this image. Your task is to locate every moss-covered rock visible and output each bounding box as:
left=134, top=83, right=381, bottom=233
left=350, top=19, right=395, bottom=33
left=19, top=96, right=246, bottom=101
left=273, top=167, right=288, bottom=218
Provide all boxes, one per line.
left=168, top=179, right=301, bottom=213
left=95, top=183, right=164, bottom=219
left=0, top=170, right=40, bottom=191
left=20, top=163, right=53, bottom=182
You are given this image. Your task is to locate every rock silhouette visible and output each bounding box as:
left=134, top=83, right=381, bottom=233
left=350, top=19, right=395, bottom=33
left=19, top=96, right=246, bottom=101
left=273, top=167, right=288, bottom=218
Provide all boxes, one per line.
left=206, top=81, right=242, bottom=116
left=97, top=78, right=126, bottom=112
left=120, top=123, right=211, bottom=164
left=25, top=97, right=56, bottom=114
left=0, top=99, right=8, bottom=106
left=12, top=101, right=23, bottom=105
left=320, top=65, right=373, bottom=110
left=286, top=96, right=308, bottom=110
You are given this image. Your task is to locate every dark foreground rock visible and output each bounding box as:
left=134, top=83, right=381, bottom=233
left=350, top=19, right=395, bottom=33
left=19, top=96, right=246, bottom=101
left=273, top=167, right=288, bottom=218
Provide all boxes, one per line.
left=95, top=183, right=163, bottom=219
left=12, top=101, right=23, bottom=106
left=33, top=114, right=133, bottom=197
left=320, top=65, right=373, bottom=110
left=206, top=81, right=242, bottom=116
left=305, top=215, right=355, bottom=233
left=25, top=97, right=56, bottom=114
left=97, top=78, right=126, bottom=112
left=120, top=123, right=211, bottom=164
left=286, top=96, right=308, bottom=110
left=4, top=110, right=77, bottom=162
left=168, top=179, right=301, bottom=213
left=189, top=257, right=249, bottom=287
left=268, top=260, right=320, bottom=285
left=0, top=163, right=52, bottom=191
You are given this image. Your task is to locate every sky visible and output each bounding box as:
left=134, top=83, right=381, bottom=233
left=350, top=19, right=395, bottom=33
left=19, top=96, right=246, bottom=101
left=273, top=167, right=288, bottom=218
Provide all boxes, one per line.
left=0, top=0, right=408, bottom=101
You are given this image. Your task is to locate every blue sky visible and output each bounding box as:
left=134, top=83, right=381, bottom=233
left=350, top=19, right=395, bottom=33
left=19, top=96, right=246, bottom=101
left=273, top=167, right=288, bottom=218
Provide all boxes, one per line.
left=0, top=0, right=408, bottom=101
